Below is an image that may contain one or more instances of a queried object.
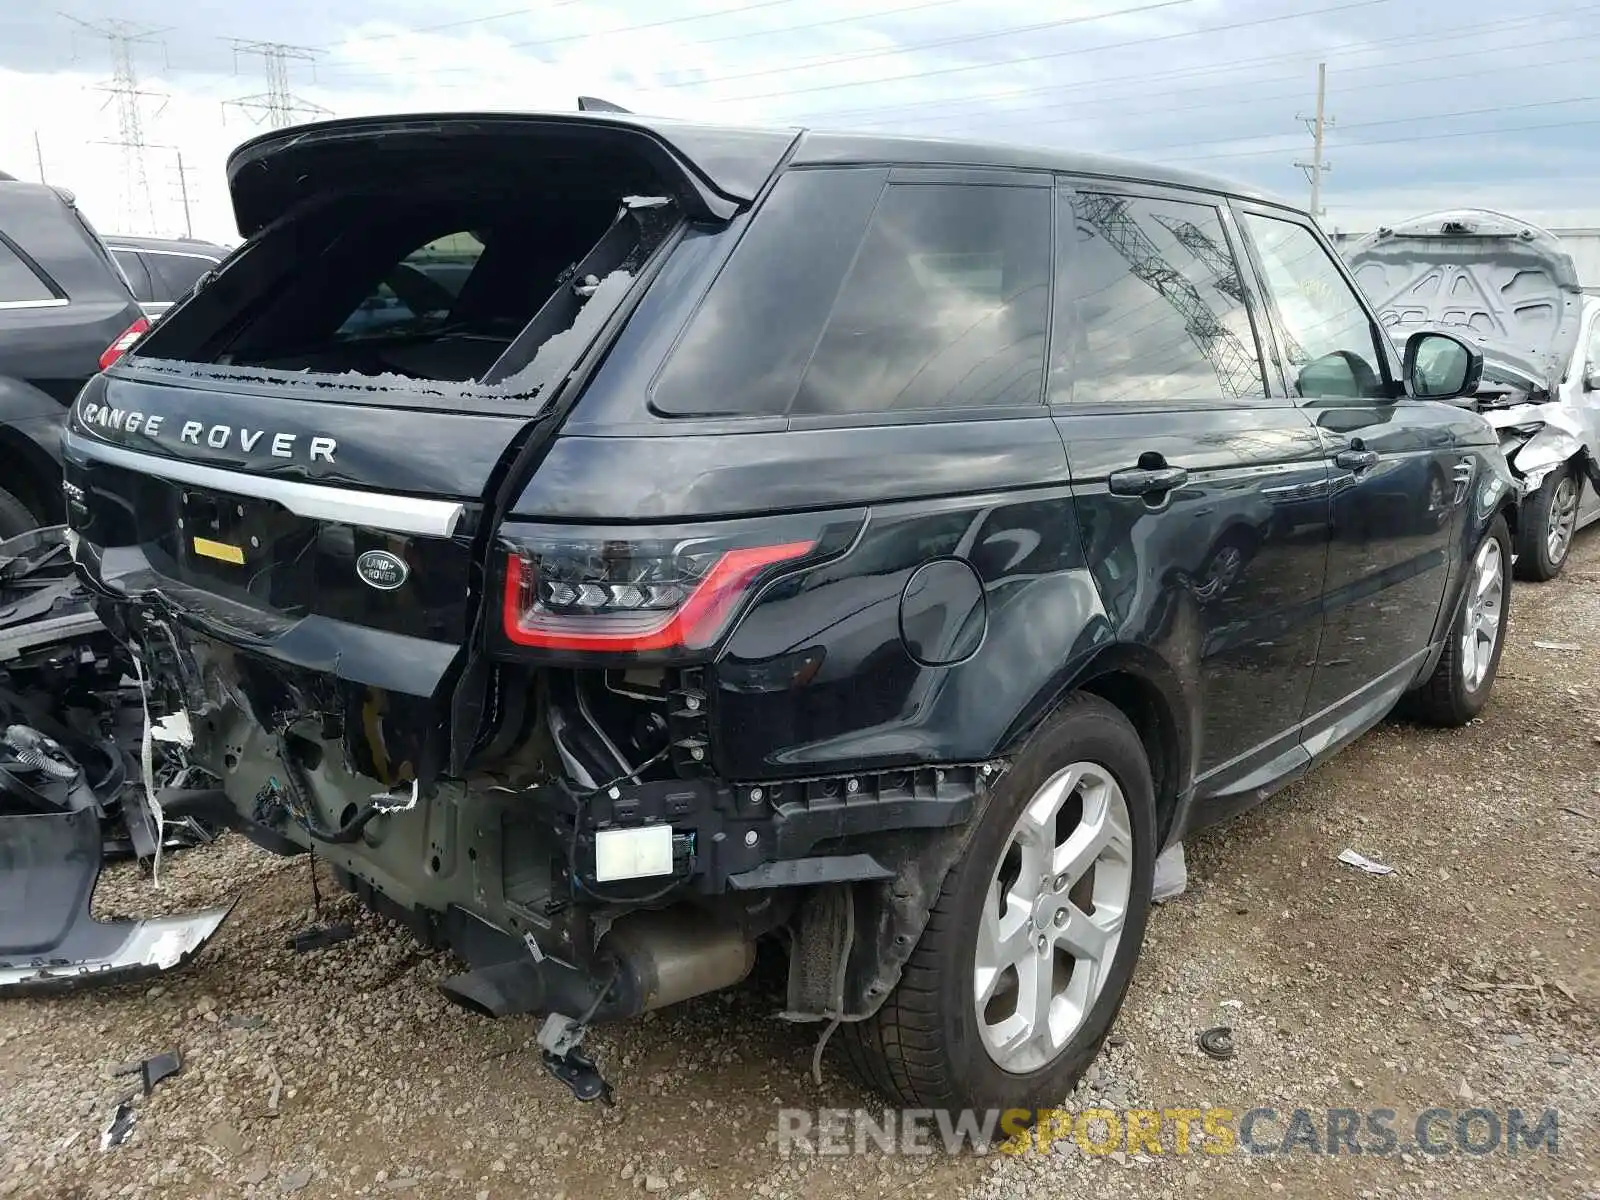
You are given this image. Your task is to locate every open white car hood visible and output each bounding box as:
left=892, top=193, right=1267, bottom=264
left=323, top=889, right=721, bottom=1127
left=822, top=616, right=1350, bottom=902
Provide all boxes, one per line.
left=1345, top=209, right=1584, bottom=393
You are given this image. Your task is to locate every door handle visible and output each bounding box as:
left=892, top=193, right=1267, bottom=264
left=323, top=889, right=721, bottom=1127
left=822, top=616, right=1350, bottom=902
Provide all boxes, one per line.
left=1334, top=448, right=1379, bottom=471
left=1108, top=465, right=1190, bottom=496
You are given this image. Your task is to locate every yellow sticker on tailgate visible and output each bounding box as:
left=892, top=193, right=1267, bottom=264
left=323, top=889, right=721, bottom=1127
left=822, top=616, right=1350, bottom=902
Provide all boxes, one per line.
left=192, top=536, right=245, bottom=565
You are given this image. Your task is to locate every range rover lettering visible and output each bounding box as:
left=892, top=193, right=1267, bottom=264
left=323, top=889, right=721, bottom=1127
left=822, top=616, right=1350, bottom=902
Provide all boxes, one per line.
left=65, top=112, right=1515, bottom=1118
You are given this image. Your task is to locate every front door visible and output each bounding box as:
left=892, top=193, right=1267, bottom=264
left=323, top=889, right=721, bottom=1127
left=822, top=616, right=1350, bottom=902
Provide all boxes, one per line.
left=1234, top=207, right=1468, bottom=734
left=1049, top=183, right=1332, bottom=795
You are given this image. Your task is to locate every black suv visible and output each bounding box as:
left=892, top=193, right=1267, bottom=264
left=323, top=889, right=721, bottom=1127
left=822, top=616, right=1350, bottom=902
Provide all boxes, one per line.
left=105, top=234, right=229, bottom=319
left=64, top=114, right=1514, bottom=1117
left=0, top=173, right=145, bottom=533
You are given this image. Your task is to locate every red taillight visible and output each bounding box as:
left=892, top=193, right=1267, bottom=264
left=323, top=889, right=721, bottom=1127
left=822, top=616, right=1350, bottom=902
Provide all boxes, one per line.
left=503, top=539, right=815, bottom=653
left=99, top=317, right=150, bottom=371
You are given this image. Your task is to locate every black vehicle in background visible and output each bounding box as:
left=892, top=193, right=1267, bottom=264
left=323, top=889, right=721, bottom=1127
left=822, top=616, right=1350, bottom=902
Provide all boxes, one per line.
left=64, top=113, right=1516, bottom=1119
left=0, top=173, right=145, bottom=534
left=105, top=234, right=229, bottom=319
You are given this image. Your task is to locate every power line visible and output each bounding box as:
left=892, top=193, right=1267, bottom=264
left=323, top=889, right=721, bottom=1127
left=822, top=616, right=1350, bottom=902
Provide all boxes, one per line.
left=1113, top=93, right=1600, bottom=161
left=645, top=0, right=1400, bottom=102
left=313, top=0, right=587, bottom=79
left=224, top=40, right=331, bottom=129
left=838, top=34, right=1600, bottom=138
left=694, top=0, right=971, bottom=48
left=646, top=0, right=1194, bottom=92
left=1165, top=115, right=1600, bottom=166
left=321, top=0, right=816, bottom=81
left=352, top=4, right=573, bottom=42
left=789, top=3, right=1600, bottom=125
left=64, top=14, right=168, bottom=236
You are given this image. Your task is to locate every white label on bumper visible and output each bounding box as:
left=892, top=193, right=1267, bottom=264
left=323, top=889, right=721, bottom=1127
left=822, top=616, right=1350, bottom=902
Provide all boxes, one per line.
left=594, top=825, right=674, bottom=882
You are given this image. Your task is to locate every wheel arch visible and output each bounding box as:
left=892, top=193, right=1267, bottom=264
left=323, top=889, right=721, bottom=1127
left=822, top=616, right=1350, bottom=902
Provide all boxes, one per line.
left=0, top=421, right=65, bottom=526
left=1002, top=642, right=1195, bottom=848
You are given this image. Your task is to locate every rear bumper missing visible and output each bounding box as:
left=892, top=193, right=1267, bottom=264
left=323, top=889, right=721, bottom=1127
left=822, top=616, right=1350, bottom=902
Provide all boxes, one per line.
left=0, top=808, right=230, bottom=995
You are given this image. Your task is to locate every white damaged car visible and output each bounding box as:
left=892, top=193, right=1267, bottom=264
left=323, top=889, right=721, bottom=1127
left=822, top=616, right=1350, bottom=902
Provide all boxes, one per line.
left=1347, top=209, right=1600, bottom=580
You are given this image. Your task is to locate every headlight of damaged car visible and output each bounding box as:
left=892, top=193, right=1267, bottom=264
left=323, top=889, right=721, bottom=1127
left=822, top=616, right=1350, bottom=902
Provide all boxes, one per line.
left=1497, top=421, right=1543, bottom=458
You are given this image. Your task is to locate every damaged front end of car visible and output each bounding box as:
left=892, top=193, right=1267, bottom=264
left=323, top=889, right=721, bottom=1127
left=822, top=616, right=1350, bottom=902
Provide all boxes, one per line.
left=1345, top=209, right=1600, bottom=503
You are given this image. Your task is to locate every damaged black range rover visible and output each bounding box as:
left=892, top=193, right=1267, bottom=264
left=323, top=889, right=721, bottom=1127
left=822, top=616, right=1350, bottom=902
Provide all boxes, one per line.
left=65, top=112, right=1514, bottom=1116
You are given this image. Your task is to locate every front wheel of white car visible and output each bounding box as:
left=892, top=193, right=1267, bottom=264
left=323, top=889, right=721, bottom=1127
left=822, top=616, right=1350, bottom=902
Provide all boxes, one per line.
left=1514, top=466, right=1579, bottom=582
left=1405, top=515, right=1511, bottom=726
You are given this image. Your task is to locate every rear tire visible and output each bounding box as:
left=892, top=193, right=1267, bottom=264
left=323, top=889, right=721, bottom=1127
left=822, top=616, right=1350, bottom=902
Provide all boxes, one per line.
left=1514, top=466, right=1578, bottom=581
left=0, top=484, right=41, bottom=539
left=1405, top=515, right=1511, bottom=727
left=840, top=694, right=1155, bottom=1118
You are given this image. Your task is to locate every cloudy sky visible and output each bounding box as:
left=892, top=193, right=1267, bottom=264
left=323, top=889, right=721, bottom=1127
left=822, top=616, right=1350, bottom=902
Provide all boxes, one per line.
left=0, top=0, right=1595, bottom=243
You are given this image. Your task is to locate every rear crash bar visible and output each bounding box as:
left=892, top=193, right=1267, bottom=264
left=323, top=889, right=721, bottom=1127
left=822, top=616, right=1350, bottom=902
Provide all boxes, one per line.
left=543, top=763, right=994, bottom=898
left=0, top=807, right=231, bottom=995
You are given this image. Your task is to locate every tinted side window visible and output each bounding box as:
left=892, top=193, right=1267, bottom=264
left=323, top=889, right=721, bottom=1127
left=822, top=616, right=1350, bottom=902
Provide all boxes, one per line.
left=652, top=168, right=887, bottom=418
left=1242, top=213, right=1387, bottom=399
left=112, top=249, right=155, bottom=301
left=147, top=252, right=215, bottom=301
left=1053, top=192, right=1265, bottom=405
left=794, top=182, right=1051, bottom=415
left=0, top=238, right=57, bottom=305
left=653, top=171, right=1051, bottom=418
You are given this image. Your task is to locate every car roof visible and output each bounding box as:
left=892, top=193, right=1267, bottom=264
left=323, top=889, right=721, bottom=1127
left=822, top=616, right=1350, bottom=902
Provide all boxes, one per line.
left=788, top=129, right=1292, bottom=207
left=228, top=109, right=1298, bottom=217
left=104, top=234, right=229, bottom=258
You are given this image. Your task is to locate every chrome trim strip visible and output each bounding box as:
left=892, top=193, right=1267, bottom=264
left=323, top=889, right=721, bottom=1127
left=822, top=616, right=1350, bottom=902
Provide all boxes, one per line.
left=0, top=297, right=68, bottom=310
left=107, top=246, right=222, bottom=263
left=63, top=432, right=466, bottom=537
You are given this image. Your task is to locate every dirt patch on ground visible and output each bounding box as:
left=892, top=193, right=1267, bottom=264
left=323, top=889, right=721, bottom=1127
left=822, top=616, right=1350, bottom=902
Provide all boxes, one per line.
left=3, top=538, right=1597, bottom=1200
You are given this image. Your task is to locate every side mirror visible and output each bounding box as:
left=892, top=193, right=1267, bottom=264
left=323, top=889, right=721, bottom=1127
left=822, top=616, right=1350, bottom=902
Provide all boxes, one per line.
left=1584, top=362, right=1598, bottom=393
left=1403, top=331, right=1483, bottom=401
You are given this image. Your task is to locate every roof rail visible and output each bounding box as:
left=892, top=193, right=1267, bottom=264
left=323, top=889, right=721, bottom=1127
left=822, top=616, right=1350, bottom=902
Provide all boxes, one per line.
left=577, top=96, right=630, bottom=113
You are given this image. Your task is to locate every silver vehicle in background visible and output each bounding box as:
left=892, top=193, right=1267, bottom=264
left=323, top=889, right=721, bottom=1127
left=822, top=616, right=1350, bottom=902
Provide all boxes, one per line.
left=1346, top=209, right=1600, bottom=580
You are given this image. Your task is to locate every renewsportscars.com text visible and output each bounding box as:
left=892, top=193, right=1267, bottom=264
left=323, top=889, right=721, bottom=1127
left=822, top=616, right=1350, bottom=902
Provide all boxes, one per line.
left=775, top=1106, right=1561, bottom=1158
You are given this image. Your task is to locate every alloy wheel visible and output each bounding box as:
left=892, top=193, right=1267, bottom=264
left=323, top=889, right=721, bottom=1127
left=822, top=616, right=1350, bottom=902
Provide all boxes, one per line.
left=974, top=762, right=1134, bottom=1073
left=1546, top=476, right=1578, bottom=565
left=1460, top=537, right=1505, bottom=691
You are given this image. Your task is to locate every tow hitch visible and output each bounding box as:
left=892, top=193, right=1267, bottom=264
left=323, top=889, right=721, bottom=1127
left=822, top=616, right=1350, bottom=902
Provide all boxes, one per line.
left=537, top=1013, right=615, bottom=1106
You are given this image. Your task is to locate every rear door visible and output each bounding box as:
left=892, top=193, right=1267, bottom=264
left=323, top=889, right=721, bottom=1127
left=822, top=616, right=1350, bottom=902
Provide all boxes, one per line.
left=1049, top=182, right=1331, bottom=799
left=1233, top=205, right=1468, bottom=735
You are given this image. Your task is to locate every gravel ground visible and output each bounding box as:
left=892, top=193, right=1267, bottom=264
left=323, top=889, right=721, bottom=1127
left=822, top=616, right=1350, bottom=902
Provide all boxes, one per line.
left=3, top=535, right=1598, bottom=1200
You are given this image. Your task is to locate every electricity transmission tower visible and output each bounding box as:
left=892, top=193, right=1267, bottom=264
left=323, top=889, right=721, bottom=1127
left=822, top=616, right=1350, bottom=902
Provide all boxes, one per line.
left=1294, top=62, right=1334, bottom=222
left=224, top=41, right=331, bottom=128
left=65, top=16, right=169, bottom=234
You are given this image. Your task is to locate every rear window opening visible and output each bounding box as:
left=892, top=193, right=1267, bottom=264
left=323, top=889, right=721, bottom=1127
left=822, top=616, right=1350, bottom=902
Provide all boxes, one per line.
left=129, top=149, right=681, bottom=404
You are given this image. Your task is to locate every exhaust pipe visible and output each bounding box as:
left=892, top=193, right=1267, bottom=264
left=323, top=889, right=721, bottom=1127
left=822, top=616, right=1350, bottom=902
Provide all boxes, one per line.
left=438, top=958, right=548, bottom=1019
left=438, top=910, right=756, bottom=1020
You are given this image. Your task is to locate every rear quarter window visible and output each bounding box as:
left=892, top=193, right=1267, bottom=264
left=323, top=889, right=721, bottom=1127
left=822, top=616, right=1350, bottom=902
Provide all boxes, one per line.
left=146, top=251, right=217, bottom=301
left=0, top=235, right=58, bottom=305
left=112, top=250, right=155, bottom=302
left=652, top=169, right=1052, bottom=418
